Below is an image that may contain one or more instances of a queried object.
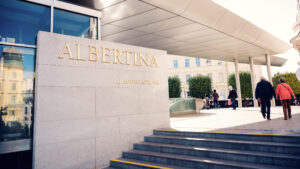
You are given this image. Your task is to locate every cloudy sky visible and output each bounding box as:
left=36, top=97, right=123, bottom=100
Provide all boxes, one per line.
left=213, top=0, right=300, bottom=78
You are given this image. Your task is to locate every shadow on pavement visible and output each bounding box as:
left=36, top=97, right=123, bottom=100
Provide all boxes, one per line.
left=209, top=113, right=300, bottom=135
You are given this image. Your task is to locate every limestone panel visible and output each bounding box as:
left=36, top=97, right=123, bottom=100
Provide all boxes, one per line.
left=34, top=139, right=95, bottom=169
left=36, top=65, right=97, bottom=87
left=138, top=87, right=169, bottom=114
left=35, top=118, right=96, bottom=146
left=95, top=117, right=120, bottom=137
left=36, top=86, right=95, bottom=122
left=95, top=87, right=139, bottom=117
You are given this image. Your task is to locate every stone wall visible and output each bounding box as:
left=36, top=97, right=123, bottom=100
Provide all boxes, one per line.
left=33, top=32, right=170, bottom=169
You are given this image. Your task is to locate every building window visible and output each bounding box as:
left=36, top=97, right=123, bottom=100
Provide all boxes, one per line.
left=54, top=8, right=98, bottom=39
left=11, top=96, right=16, bottom=104
left=186, top=74, right=191, bottom=83
left=219, top=73, right=224, bottom=82
left=185, top=59, right=190, bottom=67
left=12, top=72, right=17, bottom=78
left=173, top=60, right=178, bottom=68
left=12, top=83, right=16, bottom=90
left=220, top=90, right=225, bottom=100
left=206, top=59, right=211, bottom=65
left=207, top=73, right=212, bottom=78
left=174, top=75, right=179, bottom=78
left=11, top=110, right=15, bottom=116
left=195, top=58, right=200, bottom=67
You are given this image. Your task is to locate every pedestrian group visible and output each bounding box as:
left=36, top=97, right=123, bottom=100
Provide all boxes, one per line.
left=208, top=76, right=296, bottom=121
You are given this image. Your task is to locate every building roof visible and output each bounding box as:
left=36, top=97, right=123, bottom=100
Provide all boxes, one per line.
left=64, top=0, right=291, bottom=66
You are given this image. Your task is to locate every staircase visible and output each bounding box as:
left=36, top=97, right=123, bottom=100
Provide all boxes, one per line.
left=104, top=129, right=300, bottom=169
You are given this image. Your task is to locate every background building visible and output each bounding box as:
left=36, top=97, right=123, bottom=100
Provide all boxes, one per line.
left=0, top=47, right=24, bottom=125
left=168, top=54, right=262, bottom=99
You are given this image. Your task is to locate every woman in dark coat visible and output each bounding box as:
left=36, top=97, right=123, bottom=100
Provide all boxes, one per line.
left=228, top=86, right=238, bottom=110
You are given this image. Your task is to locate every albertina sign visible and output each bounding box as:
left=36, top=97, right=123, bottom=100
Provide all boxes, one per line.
left=33, top=32, right=169, bottom=169
left=58, top=43, right=159, bottom=68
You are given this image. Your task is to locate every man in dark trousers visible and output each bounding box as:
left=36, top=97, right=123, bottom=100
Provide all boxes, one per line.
left=228, top=86, right=238, bottom=110
left=255, top=76, right=276, bottom=120
left=212, top=90, right=219, bottom=108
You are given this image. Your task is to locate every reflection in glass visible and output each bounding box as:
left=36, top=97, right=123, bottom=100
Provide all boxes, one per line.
left=0, top=0, right=50, bottom=45
left=54, top=8, right=98, bottom=39
left=0, top=45, right=35, bottom=141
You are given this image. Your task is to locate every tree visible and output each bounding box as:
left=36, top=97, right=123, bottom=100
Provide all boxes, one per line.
left=228, top=71, right=253, bottom=99
left=188, top=75, right=212, bottom=99
left=272, top=72, right=300, bottom=95
left=168, top=77, right=182, bottom=98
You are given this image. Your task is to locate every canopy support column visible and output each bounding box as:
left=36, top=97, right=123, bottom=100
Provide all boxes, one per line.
left=234, top=59, right=242, bottom=108
left=249, top=56, right=258, bottom=107
left=265, top=54, right=276, bottom=107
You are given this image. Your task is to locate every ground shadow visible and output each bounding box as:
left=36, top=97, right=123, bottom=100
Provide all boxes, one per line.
left=208, top=113, right=300, bottom=135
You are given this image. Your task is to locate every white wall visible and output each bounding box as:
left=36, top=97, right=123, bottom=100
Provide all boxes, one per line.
left=33, top=32, right=170, bottom=169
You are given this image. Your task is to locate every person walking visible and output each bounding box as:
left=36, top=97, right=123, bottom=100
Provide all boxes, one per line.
left=255, top=76, right=276, bottom=120
left=212, top=90, right=219, bottom=108
left=275, top=78, right=296, bottom=120
left=228, top=86, right=238, bottom=110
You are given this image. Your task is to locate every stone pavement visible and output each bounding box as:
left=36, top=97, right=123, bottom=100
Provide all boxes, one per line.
left=170, top=106, right=300, bottom=135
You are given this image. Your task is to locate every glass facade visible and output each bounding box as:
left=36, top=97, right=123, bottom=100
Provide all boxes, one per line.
left=0, top=0, right=100, bottom=156
left=0, top=0, right=50, bottom=45
left=54, top=9, right=98, bottom=39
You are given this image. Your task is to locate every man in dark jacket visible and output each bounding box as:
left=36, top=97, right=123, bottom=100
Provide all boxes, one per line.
left=255, top=76, right=276, bottom=120
left=212, top=90, right=219, bottom=108
left=228, top=86, right=238, bottom=110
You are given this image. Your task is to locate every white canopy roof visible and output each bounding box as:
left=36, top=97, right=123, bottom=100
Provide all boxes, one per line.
left=99, top=0, right=291, bottom=66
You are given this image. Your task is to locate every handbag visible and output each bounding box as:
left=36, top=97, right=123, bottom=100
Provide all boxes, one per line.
left=228, top=99, right=232, bottom=105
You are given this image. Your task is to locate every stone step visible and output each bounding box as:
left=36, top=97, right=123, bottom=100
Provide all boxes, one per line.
left=110, top=158, right=189, bottom=169
left=133, top=142, right=300, bottom=168
left=144, top=135, right=300, bottom=155
left=122, top=150, right=298, bottom=169
left=153, top=129, right=300, bottom=144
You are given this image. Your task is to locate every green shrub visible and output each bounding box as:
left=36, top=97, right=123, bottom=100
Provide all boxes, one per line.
left=228, top=71, right=253, bottom=99
left=188, top=75, right=212, bottom=99
left=168, top=77, right=182, bottom=98
left=272, top=72, right=300, bottom=95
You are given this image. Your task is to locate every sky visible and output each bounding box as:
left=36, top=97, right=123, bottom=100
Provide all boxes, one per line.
left=213, top=0, right=300, bottom=79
